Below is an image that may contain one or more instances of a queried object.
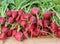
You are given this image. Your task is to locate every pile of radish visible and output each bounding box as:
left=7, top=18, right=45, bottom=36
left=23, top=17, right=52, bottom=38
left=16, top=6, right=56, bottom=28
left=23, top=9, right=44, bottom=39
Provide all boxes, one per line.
left=0, top=7, right=60, bottom=41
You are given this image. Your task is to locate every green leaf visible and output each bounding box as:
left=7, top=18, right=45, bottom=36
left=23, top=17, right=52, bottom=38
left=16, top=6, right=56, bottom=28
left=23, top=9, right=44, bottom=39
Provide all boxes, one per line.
left=0, top=0, right=15, bottom=17
left=15, top=0, right=22, bottom=10
left=52, top=0, right=60, bottom=5
left=54, top=5, right=60, bottom=12
left=16, top=0, right=30, bottom=10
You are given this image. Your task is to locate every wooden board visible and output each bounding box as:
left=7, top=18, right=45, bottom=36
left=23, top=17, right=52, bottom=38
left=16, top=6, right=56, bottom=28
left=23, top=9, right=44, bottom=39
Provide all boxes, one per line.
left=0, top=37, right=60, bottom=44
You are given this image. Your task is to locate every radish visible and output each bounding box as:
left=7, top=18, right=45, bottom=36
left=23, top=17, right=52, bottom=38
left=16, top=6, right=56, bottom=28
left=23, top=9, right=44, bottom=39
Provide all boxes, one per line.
left=31, top=7, right=40, bottom=15
left=6, top=29, right=12, bottom=37
left=37, top=19, right=43, bottom=26
left=12, top=10, right=18, bottom=18
left=50, top=22, right=58, bottom=32
left=6, top=10, right=12, bottom=17
left=0, top=17, right=6, bottom=24
left=12, top=30, right=17, bottom=36
left=2, top=27, right=9, bottom=33
left=24, top=13, right=31, bottom=21
left=30, top=16, right=36, bottom=23
left=51, top=11, right=56, bottom=16
left=31, top=28, right=40, bottom=37
left=41, top=32, right=47, bottom=36
left=43, top=12, right=51, bottom=19
left=20, top=15, right=26, bottom=21
left=43, top=28, right=48, bottom=32
left=56, top=30, right=60, bottom=37
left=0, top=7, right=59, bottom=41
left=18, top=9, right=24, bottom=15
left=23, top=31, right=29, bottom=38
left=16, top=16, right=20, bottom=22
left=14, top=32, right=23, bottom=41
left=43, top=19, right=50, bottom=27
left=19, top=20, right=27, bottom=27
left=8, top=17, right=14, bottom=24
left=0, top=33, right=7, bottom=40
left=25, top=24, right=35, bottom=32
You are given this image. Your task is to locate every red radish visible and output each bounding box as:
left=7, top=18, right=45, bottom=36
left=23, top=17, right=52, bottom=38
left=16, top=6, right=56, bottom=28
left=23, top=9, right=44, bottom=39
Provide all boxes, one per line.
left=51, top=11, right=56, bottom=16
left=18, top=9, right=24, bottom=15
left=6, top=29, right=12, bottom=37
left=0, top=17, right=6, bottom=24
left=31, top=7, right=40, bottom=15
left=15, top=32, right=23, bottom=41
left=25, top=24, right=35, bottom=32
left=41, top=32, right=47, bottom=36
left=56, top=30, right=60, bottom=37
left=37, top=19, right=43, bottom=26
left=1, top=7, right=59, bottom=40
left=50, top=22, right=58, bottom=32
left=0, top=33, right=7, bottom=40
left=31, top=29, right=40, bottom=37
left=43, top=20, right=49, bottom=27
left=43, top=12, right=51, bottom=19
left=43, top=28, right=48, bottom=32
left=12, top=30, right=17, bottom=36
left=19, top=20, right=27, bottom=27
left=30, top=16, right=36, bottom=23
left=8, top=17, right=14, bottom=24
left=12, top=10, right=17, bottom=18
left=23, top=31, right=29, bottom=38
left=2, top=27, right=9, bottom=33
left=24, top=13, right=31, bottom=21
left=6, top=10, right=12, bottom=17
left=20, top=15, right=26, bottom=21
left=16, top=16, right=20, bottom=22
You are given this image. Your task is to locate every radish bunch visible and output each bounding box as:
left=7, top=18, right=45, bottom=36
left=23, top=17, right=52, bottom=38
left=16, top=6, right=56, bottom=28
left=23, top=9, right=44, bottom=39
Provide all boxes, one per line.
left=0, top=7, right=60, bottom=41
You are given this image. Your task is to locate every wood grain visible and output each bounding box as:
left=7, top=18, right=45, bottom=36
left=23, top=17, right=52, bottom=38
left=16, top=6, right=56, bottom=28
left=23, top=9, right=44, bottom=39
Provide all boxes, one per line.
left=0, top=37, right=60, bottom=44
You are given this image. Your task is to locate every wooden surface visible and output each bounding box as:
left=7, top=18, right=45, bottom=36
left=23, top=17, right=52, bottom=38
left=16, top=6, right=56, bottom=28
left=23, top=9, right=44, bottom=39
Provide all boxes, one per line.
left=0, top=37, right=60, bottom=44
